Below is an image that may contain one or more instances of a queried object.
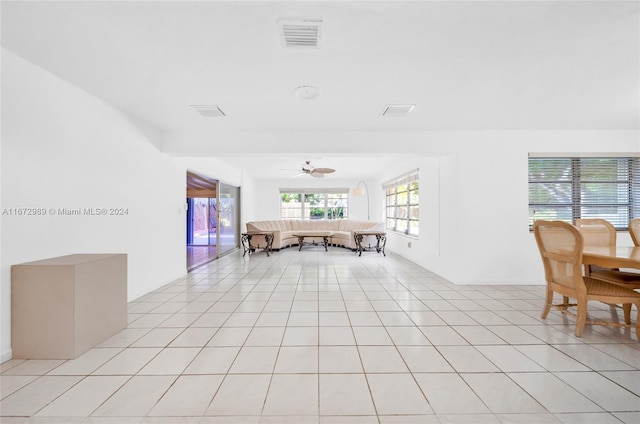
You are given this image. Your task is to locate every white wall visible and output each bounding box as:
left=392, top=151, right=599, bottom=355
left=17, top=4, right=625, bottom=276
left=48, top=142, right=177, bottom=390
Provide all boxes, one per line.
left=0, top=50, right=188, bottom=362
left=377, top=131, right=640, bottom=285
left=239, top=173, right=258, bottom=229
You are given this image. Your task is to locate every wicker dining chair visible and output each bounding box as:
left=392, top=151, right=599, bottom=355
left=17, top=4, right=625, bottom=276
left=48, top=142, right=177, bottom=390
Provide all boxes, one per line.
left=574, top=218, right=640, bottom=282
left=533, top=220, right=640, bottom=339
left=574, top=218, right=640, bottom=323
left=574, top=218, right=617, bottom=275
left=630, top=219, right=640, bottom=247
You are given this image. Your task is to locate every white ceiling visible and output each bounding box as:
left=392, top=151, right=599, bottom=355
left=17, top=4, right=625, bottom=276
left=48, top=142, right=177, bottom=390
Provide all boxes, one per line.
left=2, top=0, right=639, bottom=179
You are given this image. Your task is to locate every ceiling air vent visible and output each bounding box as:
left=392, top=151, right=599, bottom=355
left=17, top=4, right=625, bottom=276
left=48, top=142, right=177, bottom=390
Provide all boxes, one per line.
left=382, top=104, right=416, bottom=117
left=279, top=20, right=322, bottom=48
left=190, top=105, right=226, bottom=117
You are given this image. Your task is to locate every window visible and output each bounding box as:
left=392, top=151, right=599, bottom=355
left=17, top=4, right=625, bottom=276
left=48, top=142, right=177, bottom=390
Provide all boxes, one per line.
left=383, top=170, right=419, bottom=237
left=280, top=193, right=303, bottom=219
left=280, top=189, right=348, bottom=220
left=528, top=156, right=640, bottom=229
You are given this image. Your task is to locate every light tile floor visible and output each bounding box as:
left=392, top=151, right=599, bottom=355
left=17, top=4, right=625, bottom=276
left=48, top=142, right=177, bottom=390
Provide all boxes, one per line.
left=2, top=248, right=640, bottom=423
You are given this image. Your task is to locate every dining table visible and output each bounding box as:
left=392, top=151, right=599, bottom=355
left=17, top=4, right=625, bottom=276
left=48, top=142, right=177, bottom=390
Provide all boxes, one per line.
left=582, top=246, right=640, bottom=271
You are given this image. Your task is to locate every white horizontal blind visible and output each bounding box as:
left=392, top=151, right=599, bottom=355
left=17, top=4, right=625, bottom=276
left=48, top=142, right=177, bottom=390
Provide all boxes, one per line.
left=382, top=169, right=419, bottom=190
left=528, top=157, right=640, bottom=229
left=279, top=188, right=349, bottom=194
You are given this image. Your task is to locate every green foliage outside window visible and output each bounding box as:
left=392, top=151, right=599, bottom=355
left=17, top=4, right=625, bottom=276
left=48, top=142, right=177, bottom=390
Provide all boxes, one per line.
left=280, top=191, right=348, bottom=220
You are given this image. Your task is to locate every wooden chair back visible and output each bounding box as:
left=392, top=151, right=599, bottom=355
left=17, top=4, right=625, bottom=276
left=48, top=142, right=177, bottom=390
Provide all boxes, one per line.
left=533, top=220, right=584, bottom=294
left=574, top=218, right=616, bottom=247
left=574, top=218, right=618, bottom=275
left=629, top=219, right=640, bottom=246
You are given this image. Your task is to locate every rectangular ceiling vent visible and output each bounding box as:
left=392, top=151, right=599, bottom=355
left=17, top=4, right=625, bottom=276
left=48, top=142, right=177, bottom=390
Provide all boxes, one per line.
left=190, top=105, right=226, bottom=117
left=279, top=20, right=322, bottom=48
left=383, top=104, right=416, bottom=117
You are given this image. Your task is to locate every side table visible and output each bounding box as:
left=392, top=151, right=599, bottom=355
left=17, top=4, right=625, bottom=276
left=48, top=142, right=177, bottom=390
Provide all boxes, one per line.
left=353, top=231, right=387, bottom=257
left=241, top=232, right=274, bottom=257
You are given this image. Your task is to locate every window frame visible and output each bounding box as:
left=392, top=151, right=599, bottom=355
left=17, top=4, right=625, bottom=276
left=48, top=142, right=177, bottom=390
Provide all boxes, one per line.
left=279, top=189, right=349, bottom=220
left=528, top=155, right=640, bottom=230
left=383, top=170, right=419, bottom=238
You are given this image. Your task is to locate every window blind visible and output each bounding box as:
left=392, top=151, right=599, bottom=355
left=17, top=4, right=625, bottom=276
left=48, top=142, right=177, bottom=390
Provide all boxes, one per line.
left=279, top=188, right=349, bottom=194
left=382, top=169, right=419, bottom=190
left=528, top=157, right=640, bottom=229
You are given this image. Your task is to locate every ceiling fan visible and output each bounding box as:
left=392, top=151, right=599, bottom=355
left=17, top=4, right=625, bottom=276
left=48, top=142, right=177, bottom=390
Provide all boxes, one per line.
left=284, top=160, right=336, bottom=178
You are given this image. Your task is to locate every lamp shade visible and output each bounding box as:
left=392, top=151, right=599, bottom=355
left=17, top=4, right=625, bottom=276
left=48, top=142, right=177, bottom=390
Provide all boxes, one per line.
left=352, top=187, right=365, bottom=196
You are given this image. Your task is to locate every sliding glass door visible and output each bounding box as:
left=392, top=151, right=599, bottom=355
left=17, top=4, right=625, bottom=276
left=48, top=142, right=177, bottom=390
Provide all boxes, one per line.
left=186, top=172, right=240, bottom=269
left=217, top=182, right=239, bottom=255
left=187, top=197, right=217, bottom=246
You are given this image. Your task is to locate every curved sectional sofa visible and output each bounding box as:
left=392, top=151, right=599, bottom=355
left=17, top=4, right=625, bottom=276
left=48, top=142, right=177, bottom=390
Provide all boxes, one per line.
left=245, top=219, right=386, bottom=250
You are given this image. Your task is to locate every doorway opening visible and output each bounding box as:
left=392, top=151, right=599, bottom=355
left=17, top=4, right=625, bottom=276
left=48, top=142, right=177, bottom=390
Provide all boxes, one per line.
left=186, top=171, right=240, bottom=270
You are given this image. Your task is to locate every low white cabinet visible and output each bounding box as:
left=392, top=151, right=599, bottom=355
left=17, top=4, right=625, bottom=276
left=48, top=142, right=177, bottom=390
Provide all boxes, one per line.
left=11, top=254, right=127, bottom=359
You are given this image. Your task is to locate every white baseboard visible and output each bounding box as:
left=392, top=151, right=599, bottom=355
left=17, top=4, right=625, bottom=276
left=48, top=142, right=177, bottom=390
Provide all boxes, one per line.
left=1, top=349, right=13, bottom=364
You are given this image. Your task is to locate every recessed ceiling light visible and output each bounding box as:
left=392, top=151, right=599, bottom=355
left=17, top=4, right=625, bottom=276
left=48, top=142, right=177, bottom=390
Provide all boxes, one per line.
left=190, top=105, right=226, bottom=117
left=294, top=86, right=320, bottom=100
left=382, top=104, right=415, bottom=117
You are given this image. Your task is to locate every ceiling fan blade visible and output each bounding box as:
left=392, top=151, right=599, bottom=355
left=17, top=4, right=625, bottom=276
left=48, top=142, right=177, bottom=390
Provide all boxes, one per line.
left=292, top=172, right=306, bottom=178
left=288, top=161, right=335, bottom=177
